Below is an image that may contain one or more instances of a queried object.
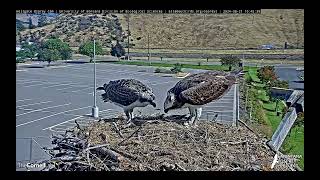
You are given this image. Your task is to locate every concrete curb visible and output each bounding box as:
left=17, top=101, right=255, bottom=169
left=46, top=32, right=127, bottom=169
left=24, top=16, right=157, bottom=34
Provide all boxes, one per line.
left=176, top=73, right=190, bottom=79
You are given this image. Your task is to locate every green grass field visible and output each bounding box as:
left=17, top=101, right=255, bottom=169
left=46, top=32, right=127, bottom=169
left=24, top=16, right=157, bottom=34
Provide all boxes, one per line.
left=263, top=101, right=286, bottom=132
left=282, top=126, right=304, bottom=170
left=248, top=68, right=261, bottom=83
left=110, top=61, right=231, bottom=71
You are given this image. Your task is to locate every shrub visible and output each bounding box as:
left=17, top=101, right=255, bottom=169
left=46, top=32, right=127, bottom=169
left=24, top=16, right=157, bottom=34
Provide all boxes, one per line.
left=220, top=55, right=241, bottom=67
left=253, top=100, right=269, bottom=125
left=270, top=79, right=289, bottom=89
left=258, top=66, right=277, bottom=83
left=110, top=41, right=125, bottom=58
left=38, top=14, right=48, bottom=27
left=66, top=32, right=74, bottom=37
left=171, top=63, right=183, bottom=73
left=154, top=68, right=173, bottom=74
left=154, top=68, right=161, bottom=73
left=294, top=112, right=304, bottom=127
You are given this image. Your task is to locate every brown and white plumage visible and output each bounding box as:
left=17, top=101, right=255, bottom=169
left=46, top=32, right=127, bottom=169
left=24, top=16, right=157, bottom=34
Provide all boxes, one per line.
left=164, top=69, right=242, bottom=126
left=97, top=79, right=156, bottom=124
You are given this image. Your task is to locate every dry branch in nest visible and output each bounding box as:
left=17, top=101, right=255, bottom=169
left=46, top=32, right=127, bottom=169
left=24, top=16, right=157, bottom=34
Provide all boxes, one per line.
left=40, top=115, right=300, bottom=171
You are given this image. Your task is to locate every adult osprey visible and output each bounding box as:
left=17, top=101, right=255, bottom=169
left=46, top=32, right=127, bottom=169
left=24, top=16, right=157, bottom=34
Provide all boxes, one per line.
left=164, top=69, right=242, bottom=126
left=97, top=79, right=156, bottom=125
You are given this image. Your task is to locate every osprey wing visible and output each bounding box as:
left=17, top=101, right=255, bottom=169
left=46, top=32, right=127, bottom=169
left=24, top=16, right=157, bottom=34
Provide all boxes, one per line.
left=179, top=76, right=235, bottom=105
left=103, top=81, right=140, bottom=106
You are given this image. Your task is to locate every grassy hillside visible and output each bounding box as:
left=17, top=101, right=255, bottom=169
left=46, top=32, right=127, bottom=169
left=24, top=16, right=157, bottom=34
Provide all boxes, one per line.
left=117, top=9, right=304, bottom=49
left=18, top=13, right=125, bottom=47
left=17, top=9, right=304, bottom=50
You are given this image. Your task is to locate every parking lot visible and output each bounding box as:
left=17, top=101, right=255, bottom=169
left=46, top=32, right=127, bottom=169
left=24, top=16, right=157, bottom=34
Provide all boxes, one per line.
left=16, top=61, right=237, bottom=167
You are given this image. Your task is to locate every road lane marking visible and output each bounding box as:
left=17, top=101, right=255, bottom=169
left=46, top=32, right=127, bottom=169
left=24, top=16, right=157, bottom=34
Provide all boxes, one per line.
left=56, top=85, right=89, bottom=91
left=16, top=101, right=52, bottom=108
left=40, top=83, right=80, bottom=89
left=42, top=116, right=83, bottom=130
left=71, top=87, right=92, bottom=93
left=16, top=103, right=71, bottom=117
left=16, top=80, right=43, bottom=85
left=43, top=108, right=117, bottom=130
left=16, top=105, right=91, bottom=128
left=16, top=98, right=33, bottom=102
left=23, top=82, right=54, bottom=87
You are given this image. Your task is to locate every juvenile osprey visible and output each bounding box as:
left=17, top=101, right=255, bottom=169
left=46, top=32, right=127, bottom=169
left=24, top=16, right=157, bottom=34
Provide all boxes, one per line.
left=164, top=69, right=242, bottom=126
left=97, top=79, right=156, bottom=125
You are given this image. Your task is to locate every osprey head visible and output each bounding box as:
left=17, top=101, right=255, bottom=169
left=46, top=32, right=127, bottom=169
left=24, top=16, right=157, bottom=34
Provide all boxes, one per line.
left=96, top=83, right=107, bottom=91
left=164, top=92, right=177, bottom=113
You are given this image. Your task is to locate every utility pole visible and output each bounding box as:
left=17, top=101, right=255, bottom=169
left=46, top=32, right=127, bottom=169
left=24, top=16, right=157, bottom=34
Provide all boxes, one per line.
left=127, top=14, right=130, bottom=60
left=92, top=39, right=99, bottom=118
left=148, top=33, right=150, bottom=64
left=245, top=84, right=249, bottom=111
left=202, top=14, right=205, bottom=60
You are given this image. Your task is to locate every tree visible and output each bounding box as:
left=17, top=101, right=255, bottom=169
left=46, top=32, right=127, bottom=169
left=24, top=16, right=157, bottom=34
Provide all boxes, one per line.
left=38, top=49, right=60, bottom=65
left=21, top=42, right=40, bottom=60
left=220, top=55, right=241, bottom=71
left=28, top=17, right=35, bottom=29
left=16, top=51, right=25, bottom=69
left=16, top=20, right=25, bottom=31
left=38, top=14, right=48, bottom=27
left=16, top=51, right=27, bottom=61
left=258, top=66, right=277, bottom=83
left=79, top=41, right=103, bottom=62
left=37, top=38, right=72, bottom=65
left=110, top=41, right=125, bottom=59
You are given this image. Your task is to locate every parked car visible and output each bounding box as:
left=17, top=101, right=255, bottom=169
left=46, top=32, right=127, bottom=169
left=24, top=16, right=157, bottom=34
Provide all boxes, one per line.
left=260, top=44, right=275, bottom=50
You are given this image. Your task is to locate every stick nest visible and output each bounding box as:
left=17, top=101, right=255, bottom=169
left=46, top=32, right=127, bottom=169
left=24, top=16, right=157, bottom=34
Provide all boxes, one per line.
left=41, top=114, right=300, bottom=171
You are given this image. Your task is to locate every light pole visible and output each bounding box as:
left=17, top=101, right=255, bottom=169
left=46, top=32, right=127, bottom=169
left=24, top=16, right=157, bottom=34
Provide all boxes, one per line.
left=92, top=39, right=99, bottom=118
left=127, top=14, right=130, bottom=60
left=148, top=33, right=150, bottom=65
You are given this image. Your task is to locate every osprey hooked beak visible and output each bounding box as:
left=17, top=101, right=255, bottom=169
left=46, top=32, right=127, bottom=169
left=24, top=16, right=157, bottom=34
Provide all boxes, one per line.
left=96, top=86, right=105, bottom=91
left=150, top=101, right=157, bottom=108
left=164, top=93, right=175, bottom=113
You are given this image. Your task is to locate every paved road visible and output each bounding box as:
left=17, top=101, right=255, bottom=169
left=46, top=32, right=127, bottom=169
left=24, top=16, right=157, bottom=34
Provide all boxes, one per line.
left=123, top=59, right=304, bottom=89
left=16, top=61, right=237, bottom=169
left=274, top=68, right=304, bottom=90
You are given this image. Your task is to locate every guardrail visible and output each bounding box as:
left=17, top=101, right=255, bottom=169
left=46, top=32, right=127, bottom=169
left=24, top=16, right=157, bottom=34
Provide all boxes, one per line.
left=267, top=107, right=298, bottom=152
